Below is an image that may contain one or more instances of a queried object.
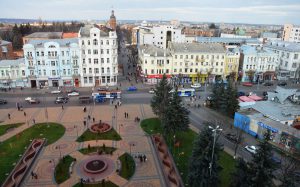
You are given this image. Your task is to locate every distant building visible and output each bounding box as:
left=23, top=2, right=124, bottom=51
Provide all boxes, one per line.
left=196, top=37, right=261, bottom=47
left=0, top=58, right=27, bottom=88
left=62, top=32, right=78, bottom=39
left=170, top=20, right=180, bottom=27
left=239, top=45, right=278, bottom=82
left=282, top=24, right=300, bottom=43
left=265, top=41, right=300, bottom=80
left=182, top=27, right=214, bottom=37
left=78, top=25, right=118, bottom=87
left=0, top=40, right=14, bottom=60
left=23, top=32, right=63, bottom=44
left=107, top=10, right=117, bottom=31
left=23, top=38, right=80, bottom=88
left=221, top=33, right=251, bottom=39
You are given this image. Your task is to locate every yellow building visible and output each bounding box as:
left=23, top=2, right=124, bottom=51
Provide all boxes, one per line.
left=224, top=47, right=240, bottom=81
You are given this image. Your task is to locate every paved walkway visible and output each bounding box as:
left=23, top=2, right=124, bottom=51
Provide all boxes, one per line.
left=0, top=104, right=165, bottom=187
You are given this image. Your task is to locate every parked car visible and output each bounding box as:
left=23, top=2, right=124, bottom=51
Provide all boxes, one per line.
left=238, top=91, right=246, bottom=97
left=27, top=98, right=40, bottom=104
left=294, top=171, right=300, bottom=181
left=225, top=133, right=239, bottom=143
left=0, top=99, right=7, bottom=104
left=278, top=82, right=287, bottom=86
left=245, top=145, right=258, bottom=154
left=242, top=82, right=253, bottom=87
left=68, top=91, right=80, bottom=97
left=263, top=91, right=268, bottom=96
left=264, top=82, right=274, bottom=86
left=127, top=86, right=137, bottom=91
left=66, top=88, right=78, bottom=93
left=191, top=83, right=201, bottom=88
left=149, top=88, right=155, bottom=94
left=97, top=87, right=107, bottom=91
left=55, top=96, right=69, bottom=104
left=51, top=89, right=61, bottom=94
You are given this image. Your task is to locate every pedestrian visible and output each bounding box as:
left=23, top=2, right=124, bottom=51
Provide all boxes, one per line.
left=88, top=115, right=91, bottom=120
left=93, top=117, right=95, bottom=122
left=61, top=105, right=64, bottom=110
left=31, top=171, right=34, bottom=179
left=8, top=113, right=10, bottom=119
left=143, top=155, right=146, bottom=162
left=24, top=112, right=26, bottom=116
left=17, top=106, right=20, bottom=111
left=139, top=155, right=143, bottom=163
left=127, top=113, right=129, bottom=118
left=115, top=105, right=117, bottom=109
left=124, top=112, right=126, bottom=118
left=83, top=120, right=86, bottom=126
left=33, top=119, right=35, bottom=125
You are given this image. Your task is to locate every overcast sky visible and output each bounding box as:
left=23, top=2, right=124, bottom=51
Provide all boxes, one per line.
left=0, top=0, right=299, bottom=25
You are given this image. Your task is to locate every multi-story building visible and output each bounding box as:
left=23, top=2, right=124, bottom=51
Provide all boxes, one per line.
left=138, top=43, right=227, bottom=84
left=265, top=41, right=300, bottom=80
left=282, top=24, right=300, bottom=43
left=0, top=58, right=27, bottom=88
left=239, top=45, right=278, bottom=82
left=23, top=38, right=80, bottom=88
left=132, top=24, right=189, bottom=49
left=224, top=47, right=240, bottom=80
left=78, top=25, right=118, bottom=87
left=0, top=40, right=14, bottom=60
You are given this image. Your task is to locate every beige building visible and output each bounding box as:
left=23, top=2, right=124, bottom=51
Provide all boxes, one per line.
left=224, top=47, right=240, bottom=80
left=282, top=24, right=300, bottom=43
left=138, top=43, right=227, bottom=84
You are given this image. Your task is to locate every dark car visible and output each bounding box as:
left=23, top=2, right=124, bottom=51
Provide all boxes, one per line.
left=264, top=82, right=274, bottom=86
left=263, top=91, right=268, bottom=96
left=127, top=86, right=137, bottom=91
left=97, top=87, right=108, bottom=91
left=225, top=133, right=239, bottom=143
left=278, top=82, right=287, bottom=86
left=238, top=91, right=246, bottom=97
left=0, top=99, right=7, bottom=104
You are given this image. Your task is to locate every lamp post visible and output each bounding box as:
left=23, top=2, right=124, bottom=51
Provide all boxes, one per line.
left=55, top=145, right=62, bottom=159
left=208, top=125, right=222, bottom=177
left=49, top=159, right=56, bottom=170
left=129, top=143, right=135, bottom=155
left=74, top=125, right=78, bottom=137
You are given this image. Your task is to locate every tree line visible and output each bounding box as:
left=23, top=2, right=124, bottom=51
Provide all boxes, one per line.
left=0, top=21, right=84, bottom=49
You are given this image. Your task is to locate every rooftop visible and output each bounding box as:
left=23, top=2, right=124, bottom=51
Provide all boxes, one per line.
left=0, top=40, right=11, bottom=46
left=265, top=41, right=300, bottom=52
left=79, top=25, right=108, bottom=37
left=240, top=45, right=275, bottom=55
left=196, top=37, right=261, bottom=44
left=0, top=58, right=25, bottom=67
left=26, top=38, right=78, bottom=47
left=139, top=44, right=170, bottom=56
left=62, top=32, right=78, bottom=38
left=170, top=42, right=226, bottom=53
left=24, top=32, right=63, bottom=39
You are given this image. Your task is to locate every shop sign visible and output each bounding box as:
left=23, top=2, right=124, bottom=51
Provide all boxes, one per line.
left=257, top=122, right=278, bottom=133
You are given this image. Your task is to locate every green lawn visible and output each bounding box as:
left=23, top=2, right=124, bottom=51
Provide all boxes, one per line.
left=76, top=128, right=121, bottom=142
left=118, top=153, right=135, bottom=179
left=219, top=151, right=236, bottom=187
left=140, top=118, right=236, bottom=186
left=0, top=123, right=24, bottom=136
left=55, top=155, right=76, bottom=184
left=73, top=181, right=118, bottom=187
left=79, top=146, right=116, bottom=155
left=0, top=122, right=65, bottom=185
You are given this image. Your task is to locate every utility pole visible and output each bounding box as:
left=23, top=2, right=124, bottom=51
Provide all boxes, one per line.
left=209, top=124, right=222, bottom=176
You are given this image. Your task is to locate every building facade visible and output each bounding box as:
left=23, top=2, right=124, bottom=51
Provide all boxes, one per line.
left=282, top=24, right=300, bottom=43
left=138, top=43, right=227, bottom=84
left=224, top=47, right=240, bottom=80
left=0, top=58, right=27, bottom=88
left=23, top=39, right=80, bottom=88
left=78, top=25, right=118, bottom=87
left=265, top=41, right=300, bottom=80
left=239, top=45, right=278, bottom=82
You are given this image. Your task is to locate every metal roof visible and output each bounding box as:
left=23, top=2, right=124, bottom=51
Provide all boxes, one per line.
left=170, top=42, right=226, bottom=53
left=24, top=32, right=62, bottom=39
left=26, top=38, right=78, bottom=47
left=196, top=37, right=261, bottom=44
left=265, top=41, right=300, bottom=52
left=0, top=58, right=25, bottom=67
left=139, top=44, right=170, bottom=56
left=79, top=25, right=108, bottom=37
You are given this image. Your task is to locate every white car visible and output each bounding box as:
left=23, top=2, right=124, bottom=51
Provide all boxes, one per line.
left=191, top=83, right=201, bottom=88
left=68, top=91, right=80, bottom=97
left=149, top=88, right=155, bottom=94
left=51, top=90, right=61, bottom=94
left=245, top=145, right=258, bottom=154
left=25, top=97, right=32, bottom=101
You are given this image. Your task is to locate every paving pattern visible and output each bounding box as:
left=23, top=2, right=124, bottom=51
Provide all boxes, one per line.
left=0, top=104, right=165, bottom=187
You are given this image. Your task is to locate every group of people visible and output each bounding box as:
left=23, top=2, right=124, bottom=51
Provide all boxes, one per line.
left=124, top=112, right=129, bottom=118
left=134, top=117, right=141, bottom=122
left=31, top=171, right=38, bottom=179
left=137, top=154, right=147, bottom=163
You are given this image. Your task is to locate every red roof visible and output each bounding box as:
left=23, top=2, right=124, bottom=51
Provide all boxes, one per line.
left=62, top=32, right=78, bottom=38
left=248, top=95, right=263, bottom=101
left=239, top=96, right=255, bottom=102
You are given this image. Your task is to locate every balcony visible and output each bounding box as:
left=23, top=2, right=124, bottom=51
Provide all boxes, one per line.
left=72, top=55, right=79, bottom=59
left=28, top=75, right=36, bottom=78
left=48, top=56, right=58, bottom=59
left=28, top=65, right=35, bottom=69
left=73, top=64, right=79, bottom=68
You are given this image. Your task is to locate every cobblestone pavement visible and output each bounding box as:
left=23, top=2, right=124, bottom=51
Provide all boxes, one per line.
left=0, top=104, right=165, bottom=187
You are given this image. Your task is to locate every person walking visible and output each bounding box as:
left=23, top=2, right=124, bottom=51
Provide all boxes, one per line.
left=61, top=105, right=64, bottom=110
left=8, top=113, right=10, bottom=119
left=24, top=112, right=26, bottom=116
left=33, top=118, right=36, bottom=125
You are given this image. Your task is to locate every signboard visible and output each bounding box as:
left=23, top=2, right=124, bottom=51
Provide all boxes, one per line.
left=257, top=122, right=278, bottom=133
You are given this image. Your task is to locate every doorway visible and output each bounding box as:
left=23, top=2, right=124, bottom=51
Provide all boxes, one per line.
left=30, top=80, right=37, bottom=88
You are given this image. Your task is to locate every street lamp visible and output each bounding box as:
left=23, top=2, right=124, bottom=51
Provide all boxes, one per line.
left=129, top=143, right=135, bottom=155
left=74, top=125, right=78, bottom=137
left=208, top=125, right=222, bottom=177
left=49, top=159, right=56, bottom=170
left=55, top=145, right=62, bottom=159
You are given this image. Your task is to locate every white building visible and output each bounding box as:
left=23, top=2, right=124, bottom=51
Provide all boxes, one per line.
left=0, top=58, right=28, bottom=88
left=282, top=24, right=300, bottom=43
left=23, top=39, right=80, bottom=88
left=133, top=24, right=191, bottom=49
left=240, top=45, right=278, bottom=82
left=138, top=43, right=227, bottom=84
left=78, top=25, right=118, bottom=87
left=265, top=41, right=300, bottom=80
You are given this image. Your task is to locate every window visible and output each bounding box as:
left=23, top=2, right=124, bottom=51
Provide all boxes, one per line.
left=88, top=40, right=90, bottom=45
left=52, top=70, right=56, bottom=76
left=83, top=68, right=86, bottom=74
left=82, top=50, right=85, bottom=55
left=62, top=60, right=65, bottom=65
left=93, top=50, right=98, bottom=54
left=101, top=58, right=104, bottom=63
left=43, top=69, right=46, bottom=75
left=41, top=51, right=44, bottom=56
left=107, top=49, right=109, bottom=54
left=68, top=69, right=71, bottom=75
left=38, top=70, right=41, bottom=75
left=61, top=51, right=64, bottom=56
left=51, top=61, right=56, bottom=66
left=190, top=69, right=193, bottom=73
left=106, top=40, right=109, bottom=45
left=37, top=61, right=41, bottom=65
left=88, top=50, right=91, bottom=54
left=88, top=58, right=91, bottom=64
left=101, top=40, right=103, bottom=45
left=180, top=55, right=183, bottom=59
left=292, top=63, right=297, bottom=68
left=63, top=69, right=66, bottom=75
left=94, top=59, right=98, bottom=64
left=175, top=55, right=177, bottom=59
left=82, top=40, right=85, bottom=45
left=95, top=68, right=99, bottom=74
left=186, top=55, right=188, bottom=59
left=93, top=39, right=98, bottom=45
left=294, top=54, right=299, bottom=59
left=83, top=58, right=86, bottom=64
left=101, top=49, right=103, bottom=54
left=89, top=68, right=92, bottom=74
left=107, top=58, right=110, bottom=63
left=36, top=52, right=39, bottom=56
left=89, top=77, right=93, bottom=83
left=107, top=67, right=110, bottom=73
left=191, top=55, right=193, bottom=59
left=101, top=68, right=104, bottom=73
left=22, top=70, right=25, bottom=76
left=84, top=77, right=87, bottom=83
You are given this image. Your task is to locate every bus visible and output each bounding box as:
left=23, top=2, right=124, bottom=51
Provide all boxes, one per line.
left=92, top=90, right=122, bottom=100
left=170, top=88, right=195, bottom=97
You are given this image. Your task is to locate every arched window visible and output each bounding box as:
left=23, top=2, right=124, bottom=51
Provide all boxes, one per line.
left=107, top=67, right=110, bottom=73
left=93, top=39, right=98, bottom=45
